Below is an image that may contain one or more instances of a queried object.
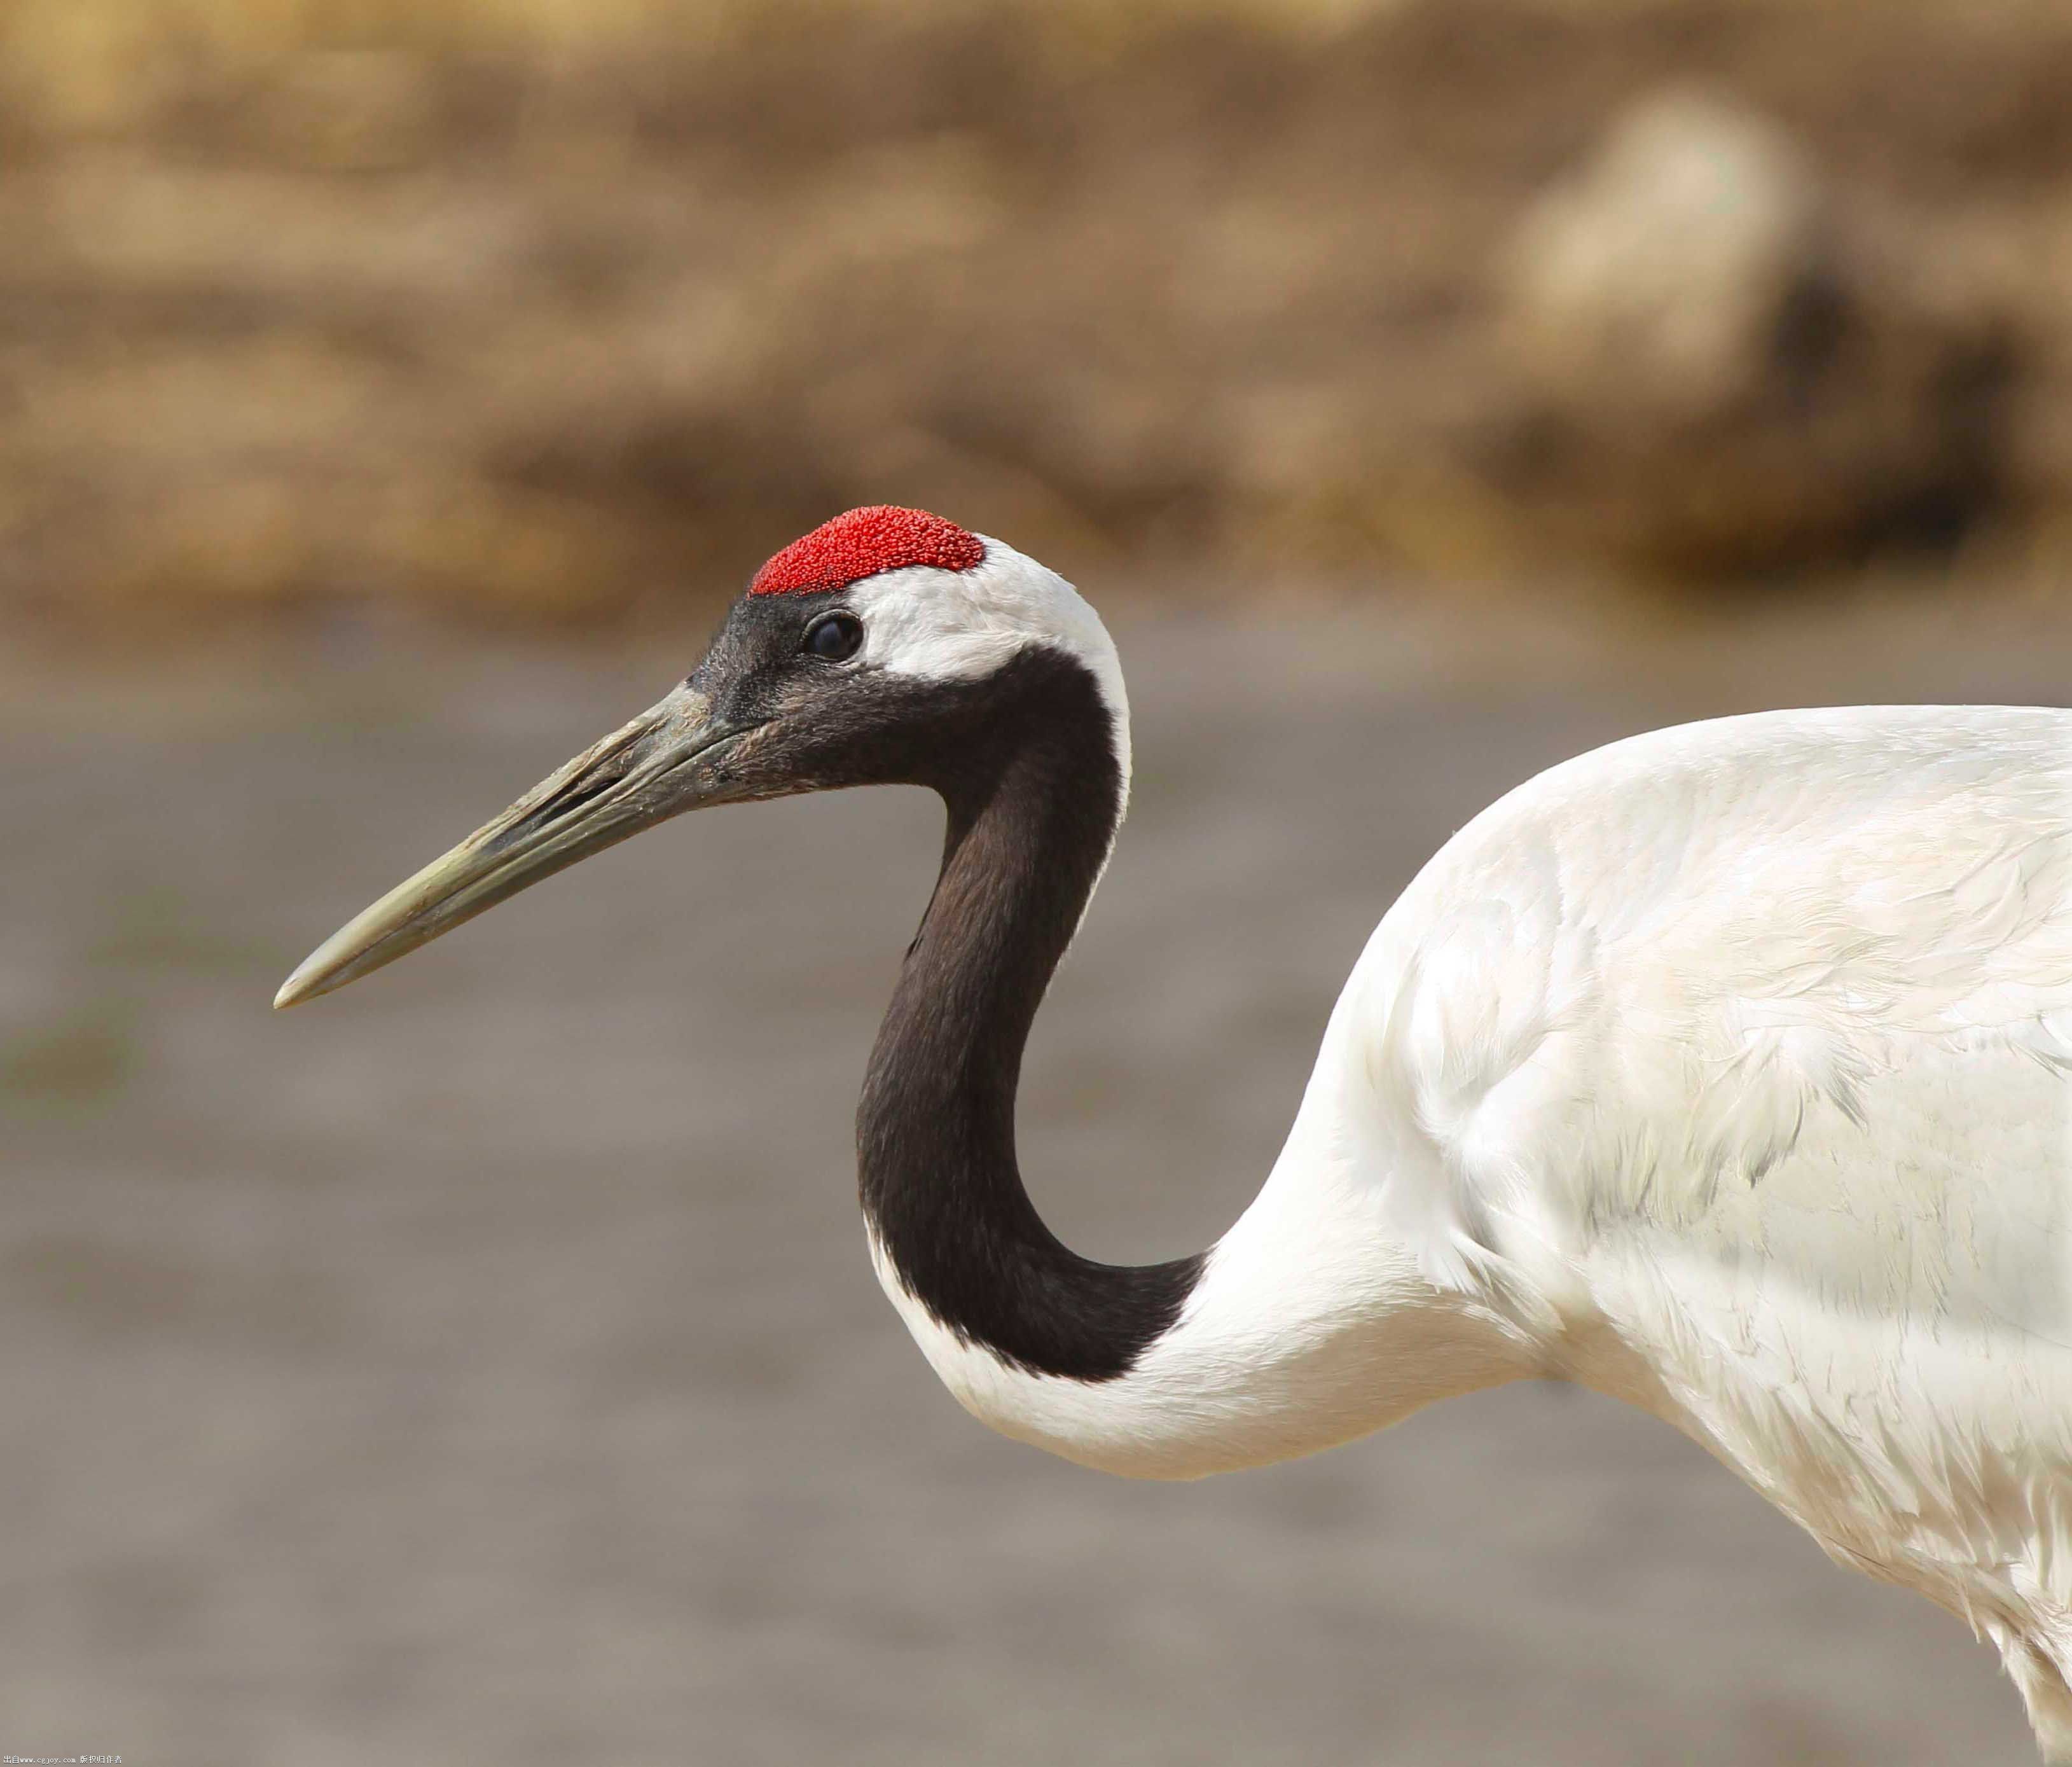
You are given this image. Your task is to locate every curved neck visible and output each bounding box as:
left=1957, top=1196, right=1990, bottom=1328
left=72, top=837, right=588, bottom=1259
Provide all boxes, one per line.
left=857, top=649, right=1203, bottom=1381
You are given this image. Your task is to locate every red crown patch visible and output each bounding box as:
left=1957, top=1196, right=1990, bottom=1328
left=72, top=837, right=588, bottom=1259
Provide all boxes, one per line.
left=750, top=506, right=986, bottom=597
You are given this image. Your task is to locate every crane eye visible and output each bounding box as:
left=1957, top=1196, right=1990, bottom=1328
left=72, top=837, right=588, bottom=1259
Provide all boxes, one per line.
left=804, top=611, right=863, bottom=662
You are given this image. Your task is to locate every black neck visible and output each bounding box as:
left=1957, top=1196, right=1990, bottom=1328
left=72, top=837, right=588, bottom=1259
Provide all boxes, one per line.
left=856, top=651, right=1205, bottom=1381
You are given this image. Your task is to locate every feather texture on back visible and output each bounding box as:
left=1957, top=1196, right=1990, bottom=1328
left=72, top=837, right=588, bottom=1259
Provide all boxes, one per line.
left=1358, top=706, right=2072, bottom=1749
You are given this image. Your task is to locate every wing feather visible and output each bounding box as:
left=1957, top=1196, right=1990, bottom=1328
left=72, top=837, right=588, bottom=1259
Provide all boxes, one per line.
left=1351, top=705, right=2072, bottom=1608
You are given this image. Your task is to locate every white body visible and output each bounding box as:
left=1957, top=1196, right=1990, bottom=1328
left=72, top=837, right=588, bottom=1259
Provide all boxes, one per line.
left=875, top=697, right=2072, bottom=1754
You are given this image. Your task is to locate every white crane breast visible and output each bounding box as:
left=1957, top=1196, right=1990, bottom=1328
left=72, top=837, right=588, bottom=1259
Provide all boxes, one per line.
left=1353, top=703, right=2072, bottom=1739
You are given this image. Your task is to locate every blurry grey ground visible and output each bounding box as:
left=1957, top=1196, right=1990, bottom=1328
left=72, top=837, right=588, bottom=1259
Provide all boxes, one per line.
left=3, top=591, right=2066, bottom=1766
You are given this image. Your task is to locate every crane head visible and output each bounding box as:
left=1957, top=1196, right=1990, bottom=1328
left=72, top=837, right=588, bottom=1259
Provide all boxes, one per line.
left=274, top=507, right=1124, bottom=1008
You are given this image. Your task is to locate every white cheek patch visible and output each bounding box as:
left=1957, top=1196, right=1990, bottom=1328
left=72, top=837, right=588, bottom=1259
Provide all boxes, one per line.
left=843, top=536, right=1131, bottom=784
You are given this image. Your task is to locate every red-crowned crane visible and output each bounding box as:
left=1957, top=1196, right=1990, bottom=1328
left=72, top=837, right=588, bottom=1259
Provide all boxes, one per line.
left=280, top=506, right=2072, bottom=1757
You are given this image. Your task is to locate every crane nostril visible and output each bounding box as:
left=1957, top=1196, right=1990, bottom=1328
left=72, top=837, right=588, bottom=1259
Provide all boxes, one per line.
left=551, top=772, right=619, bottom=818
left=522, top=756, right=635, bottom=833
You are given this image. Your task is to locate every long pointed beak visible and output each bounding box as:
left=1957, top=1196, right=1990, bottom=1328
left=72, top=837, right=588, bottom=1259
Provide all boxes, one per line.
left=275, top=685, right=747, bottom=1009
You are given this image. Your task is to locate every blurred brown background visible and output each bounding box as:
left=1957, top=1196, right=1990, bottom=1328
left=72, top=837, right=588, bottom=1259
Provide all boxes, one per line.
left=5, top=0, right=2072, bottom=632
left=8, top=2, right=2072, bottom=1764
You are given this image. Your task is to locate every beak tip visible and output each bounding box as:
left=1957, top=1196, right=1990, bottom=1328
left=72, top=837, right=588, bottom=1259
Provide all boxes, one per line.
left=273, top=955, right=335, bottom=1010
